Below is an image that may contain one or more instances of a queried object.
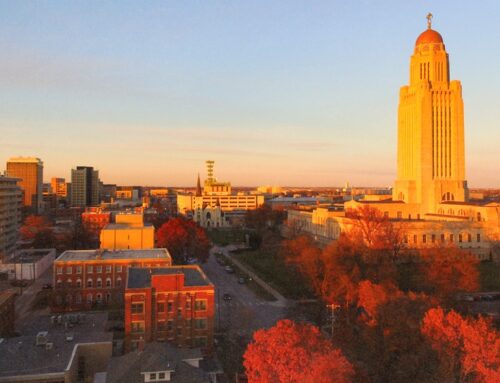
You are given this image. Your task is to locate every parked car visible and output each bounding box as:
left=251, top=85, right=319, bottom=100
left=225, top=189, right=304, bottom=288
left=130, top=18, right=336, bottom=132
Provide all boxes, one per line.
left=42, top=283, right=53, bottom=290
left=238, top=277, right=246, bottom=284
left=223, top=293, right=232, bottom=302
left=225, top=266, right=235, bottom=274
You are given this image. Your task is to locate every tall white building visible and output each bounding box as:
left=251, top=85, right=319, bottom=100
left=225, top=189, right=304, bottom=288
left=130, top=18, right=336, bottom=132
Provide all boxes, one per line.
left=0, top=176, right=22, bottom=259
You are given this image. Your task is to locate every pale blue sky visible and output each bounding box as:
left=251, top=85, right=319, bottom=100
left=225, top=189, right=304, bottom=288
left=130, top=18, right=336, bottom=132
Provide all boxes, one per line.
left=1, top=1, right=499, bottom=187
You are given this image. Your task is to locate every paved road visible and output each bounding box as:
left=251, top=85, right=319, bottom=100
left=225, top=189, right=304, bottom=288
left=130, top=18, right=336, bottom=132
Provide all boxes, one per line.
left=201, top=247, right=286, bottom=338
left=15, top=268, right=52, bottom=328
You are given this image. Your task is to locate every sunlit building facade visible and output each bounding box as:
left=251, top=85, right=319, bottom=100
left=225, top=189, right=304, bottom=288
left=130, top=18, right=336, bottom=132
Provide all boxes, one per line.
left=6, top=157, right=43, bottom=213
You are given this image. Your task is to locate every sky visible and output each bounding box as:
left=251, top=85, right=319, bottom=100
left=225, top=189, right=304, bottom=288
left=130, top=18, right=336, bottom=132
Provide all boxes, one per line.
left=1, top=1, right=499, bottom=187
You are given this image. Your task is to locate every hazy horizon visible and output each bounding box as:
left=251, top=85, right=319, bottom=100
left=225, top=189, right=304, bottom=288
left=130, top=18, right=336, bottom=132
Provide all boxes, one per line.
left=2, top=1, right=499, bottom=187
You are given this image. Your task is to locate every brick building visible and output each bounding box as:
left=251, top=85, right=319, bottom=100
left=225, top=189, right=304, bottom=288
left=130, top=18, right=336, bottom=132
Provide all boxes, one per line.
left=52, top=249, right=172, bottom=312
left=124, top=266, right=214, bottom=353
left=0, top=290, right=16, bottom=337
left=81, top=210, right=111, bottom=237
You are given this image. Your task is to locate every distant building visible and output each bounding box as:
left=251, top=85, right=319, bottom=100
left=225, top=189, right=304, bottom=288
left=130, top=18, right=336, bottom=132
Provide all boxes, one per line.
left=100, top=342, right=222, bottom=383
left=71, top=166, right=100, bottom=207
left=124, top=266, right=215, bottom=353
left=82, top=209, right=112, bottom=237
left=0, top=290, right=16, bottom=337
left=178, top=161, right=265, bottom=228
left=101, top=184, right=117, bottom=203
left=100, top=213, right=155, bottom=250
left=0, top=176, right=22, bottom=259
left=0, top=312, right=112, bottom=383
left=6, top=156, right=43, bottom=212
left=52, top=248, right=172, bottom=312
left=0, top=249, right=56, bottom=281
left=51, top=177, right=67, bottom=198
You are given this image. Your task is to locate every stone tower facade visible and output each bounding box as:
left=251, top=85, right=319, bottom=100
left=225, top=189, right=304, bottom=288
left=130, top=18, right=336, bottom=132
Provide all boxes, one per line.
left=393, top=16, right=468, bottom=214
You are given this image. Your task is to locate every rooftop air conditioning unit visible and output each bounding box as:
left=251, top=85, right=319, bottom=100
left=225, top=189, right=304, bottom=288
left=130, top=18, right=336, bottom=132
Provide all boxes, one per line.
left=45, top=342, right=53, bottom=350
left=36, top=331, right=48, bottom=346
left=65, top=333, right=74, bottom=342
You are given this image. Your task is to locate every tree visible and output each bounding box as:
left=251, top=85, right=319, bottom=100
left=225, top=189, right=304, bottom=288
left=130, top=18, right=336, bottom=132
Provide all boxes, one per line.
left=421, top=307, right=500, bottom=383
left=243, top=319, right=354, bottom=383
left=415, top=246, right=479, bottom=301
left=156, top=218, right=210, bottom=263
left=345, top=205, right=404, bottom=256
left=20, top=215, right=56, bottom=248
left=245, top=204, right=286, bottom=232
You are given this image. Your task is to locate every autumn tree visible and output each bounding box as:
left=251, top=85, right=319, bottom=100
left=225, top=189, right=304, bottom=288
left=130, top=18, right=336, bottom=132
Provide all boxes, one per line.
left=156, top=218, right=211, bottom=263
left=245, top=204, right=285, bottom=232
left=421, top=307, right=500, bottom=383
left=413, top=246, right=479, bottom=301
left=244, top=319, right=354, bottom=383
left=20, top=215, right=56, bottom=248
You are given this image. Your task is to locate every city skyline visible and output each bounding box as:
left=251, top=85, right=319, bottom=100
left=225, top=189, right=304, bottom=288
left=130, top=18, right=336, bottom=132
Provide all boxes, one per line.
left=1, top=1, right=499, bottom=187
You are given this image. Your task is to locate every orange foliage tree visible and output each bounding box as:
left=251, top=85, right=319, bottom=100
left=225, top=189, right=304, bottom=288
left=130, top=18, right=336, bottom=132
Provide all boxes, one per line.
left=421, top=307, right=500, bottom=383
left=243, top=319, right=354, bottom=383
left=156, top=218, right=210, bottom=263
left=416, top=246, right=479, bottom=300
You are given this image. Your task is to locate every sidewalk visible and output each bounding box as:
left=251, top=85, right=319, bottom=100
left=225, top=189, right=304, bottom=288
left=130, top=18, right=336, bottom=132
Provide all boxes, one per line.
left=219, top=245, right=288, bottom=307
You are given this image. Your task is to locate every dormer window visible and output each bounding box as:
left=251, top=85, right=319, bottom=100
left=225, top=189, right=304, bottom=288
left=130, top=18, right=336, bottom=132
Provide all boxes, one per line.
left=142, top=370, right=171, bottom=382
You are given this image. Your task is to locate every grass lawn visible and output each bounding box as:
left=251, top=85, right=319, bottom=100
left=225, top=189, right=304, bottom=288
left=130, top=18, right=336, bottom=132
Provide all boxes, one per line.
left=208, top=229, right=248, bottom=246
left=478, top=261, right=500, bottom=292
left=235, top=247, right=314, bottom=300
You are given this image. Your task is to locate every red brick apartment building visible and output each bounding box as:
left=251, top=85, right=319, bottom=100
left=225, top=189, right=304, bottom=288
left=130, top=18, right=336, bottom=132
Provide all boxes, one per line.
left=0, top=290, right=16, bottom=337
left=52, top=248, right=172, bottom=312
left=125, top=266, right=215, bottom=353
left=81, top=209, right=111, bottom=235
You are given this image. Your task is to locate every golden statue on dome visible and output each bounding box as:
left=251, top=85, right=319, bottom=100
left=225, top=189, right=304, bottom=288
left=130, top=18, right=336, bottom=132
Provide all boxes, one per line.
left=426, top=12, right=433, bottom=29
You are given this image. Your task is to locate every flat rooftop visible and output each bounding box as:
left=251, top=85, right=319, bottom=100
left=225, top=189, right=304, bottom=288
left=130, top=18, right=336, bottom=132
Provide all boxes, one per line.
left=103, top=223, right=153, bottom=230
left=127, top=267, right=213, bottom=289
left=56, top=248, right=171, bottom=262
left=0, top=312, right=112, bottom=379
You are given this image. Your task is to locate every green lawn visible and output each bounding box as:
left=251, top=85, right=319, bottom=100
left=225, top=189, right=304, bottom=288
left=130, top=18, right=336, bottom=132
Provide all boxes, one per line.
left=207, top=229, right=248, bottom=246
left=235, top=248, right=314, bottom=299
left=478, top=262, right=500, bottom=292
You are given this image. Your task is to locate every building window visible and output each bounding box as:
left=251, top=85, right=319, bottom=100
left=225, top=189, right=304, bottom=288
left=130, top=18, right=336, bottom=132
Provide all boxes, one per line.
left=57, top=267, right=63, bottom=275
left=158, top=372, right=165, bottom=379
left=441, top=234, right=445, bottom=242
left=131, top=322, right=144, bottom=333
left=195, top=318, right=207, bottom=329
left=87, top=279, right=93, bottom=288
left=397, top=211, right=402, bottom=219
left=57, top=279, right=62, bottom=287
left=66, top=279, right=72, bottom=287
left=116, top=277, right=122, bottom=287
left=97, top=278, right=102, bottom=288
left=87, top=293, right=93, bottom=304
left=66, top=266, right=72, bottom=274
left=468, top=233, right=472, bottom=242
left=149, top=373, right=157, bottom=380
left=459, top=234, right=463, bottom=243
left=450, top=234, right=454, bottom=242
left=157, top=303, right=165, bottom=313
left=96, top=266, right=102, bottom=273
left=116, top=265, right=122, bottom=273
left=185, top=299, right=191, bottom=309
left=106, top=278, right=112, bottom=287
left=76, top=279, right=82, bottom=288
left=157, top=321, right=166, bottom=331
left=76, top=294, right=82, bottom=304
left=477, top=233, right=481, bottom=243
left=194, top=300, right=207, bottom=311
left=413, top=235, right=417, bottom=244
left=106, top=293, right=111, bottom=303
left=87, top=266, right=93, bottom=273
left=105, top=265, right=111, bottom=273
left=422, top=235, right=427, bottom=244
left=167, top=320, right=173, bottom=331
left=76, top=266, right=82, bottom=274
left=131, top=303, right=144, bottom=314
left=96, top=293, right=102, bottom=303
left=194, top=337, right=207, bottom=347
left=167, top=301, right=173, bottom=312
left=431, top=234, right=436, bottom=243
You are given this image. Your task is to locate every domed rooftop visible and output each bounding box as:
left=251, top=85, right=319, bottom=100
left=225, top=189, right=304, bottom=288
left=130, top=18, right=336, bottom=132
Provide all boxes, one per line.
left=415, top=28, right=444, bottom=46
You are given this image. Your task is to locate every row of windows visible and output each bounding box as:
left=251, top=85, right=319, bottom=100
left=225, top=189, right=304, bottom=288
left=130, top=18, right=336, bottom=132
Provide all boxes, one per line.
left=130, top=300, right=207, bottom=315
left=56, top=264, right=123, bottom=275
left=56, top=277, right=122, bottom=288
left=55, top=292, right=116, bottom=305
left=130, top=318, right=207, bottom=334
left=404, top=233, right=481, bottom=244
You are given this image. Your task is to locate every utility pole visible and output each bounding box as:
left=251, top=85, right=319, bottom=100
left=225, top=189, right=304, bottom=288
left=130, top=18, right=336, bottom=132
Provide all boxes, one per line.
left=326, top=303, right=340, bottom=337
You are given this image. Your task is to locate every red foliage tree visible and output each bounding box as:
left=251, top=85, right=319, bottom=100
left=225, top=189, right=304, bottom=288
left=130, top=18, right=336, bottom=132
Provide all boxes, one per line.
left=244, top=320, right=354, bottom=383
left=416, top=246, right=479, bottom=300
left=421, top=307, right=500, bottom=383
left=20, top=215, right=56, bottom=248
left=156, top=218, right=210, bottom=263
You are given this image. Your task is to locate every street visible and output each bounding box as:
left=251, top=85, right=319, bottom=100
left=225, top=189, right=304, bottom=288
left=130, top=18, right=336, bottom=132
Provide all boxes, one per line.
left=201, top=247, right=287, bottom=338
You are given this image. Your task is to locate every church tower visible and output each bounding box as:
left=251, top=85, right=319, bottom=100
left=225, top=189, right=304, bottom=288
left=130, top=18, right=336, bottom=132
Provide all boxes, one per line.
left=393, top=14, right=468, bottom=214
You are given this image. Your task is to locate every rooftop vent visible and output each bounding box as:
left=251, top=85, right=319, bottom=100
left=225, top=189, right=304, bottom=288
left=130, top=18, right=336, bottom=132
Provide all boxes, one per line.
left=45, top=342, right=53, bottom=350
left=36, top=331, right=48, bottom=346
left=65, top=333, right=74, bottom=342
